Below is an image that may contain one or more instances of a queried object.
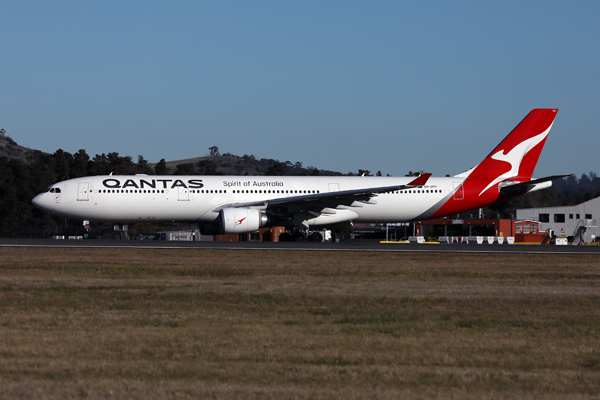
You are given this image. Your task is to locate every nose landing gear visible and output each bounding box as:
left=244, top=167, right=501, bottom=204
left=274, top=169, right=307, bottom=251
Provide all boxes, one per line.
left=83, top=220, right=90, bottom=239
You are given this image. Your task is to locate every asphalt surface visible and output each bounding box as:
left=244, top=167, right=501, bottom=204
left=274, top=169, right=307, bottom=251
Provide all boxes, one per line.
left=1, top=238, right=600, bottom=254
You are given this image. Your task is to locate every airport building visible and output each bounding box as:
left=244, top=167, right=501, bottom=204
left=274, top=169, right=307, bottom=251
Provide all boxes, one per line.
left=516, top=197, right=600, bottom=243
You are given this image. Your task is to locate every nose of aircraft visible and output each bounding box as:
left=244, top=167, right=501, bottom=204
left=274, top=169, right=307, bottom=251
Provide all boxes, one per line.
left=32, top=193, right=48, bottom=211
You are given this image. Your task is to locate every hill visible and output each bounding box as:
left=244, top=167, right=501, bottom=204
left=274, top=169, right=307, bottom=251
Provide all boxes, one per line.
left=155, top=153, right=347, bottom=176
left=0, top=132, right=347, bottom=176
left=0, top=131, right=36, bottom=162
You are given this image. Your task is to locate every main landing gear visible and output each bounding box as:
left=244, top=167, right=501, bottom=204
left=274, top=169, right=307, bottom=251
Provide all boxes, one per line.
left=278, top=229, right=323, bottom=242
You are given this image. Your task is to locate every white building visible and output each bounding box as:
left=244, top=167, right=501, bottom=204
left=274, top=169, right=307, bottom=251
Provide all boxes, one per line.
left=516, top=197, right=599, bottom=243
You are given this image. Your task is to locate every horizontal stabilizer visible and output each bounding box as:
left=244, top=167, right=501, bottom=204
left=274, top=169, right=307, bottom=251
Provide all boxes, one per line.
left=499, top=174, right=572, bottom=195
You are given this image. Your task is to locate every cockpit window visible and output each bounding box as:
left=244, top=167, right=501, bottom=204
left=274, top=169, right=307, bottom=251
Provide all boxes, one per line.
left=47, top=187, right=61, bottom=193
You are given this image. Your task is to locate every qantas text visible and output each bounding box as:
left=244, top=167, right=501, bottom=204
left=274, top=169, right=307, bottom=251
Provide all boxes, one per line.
left=102, top=179, right=204, bottom=189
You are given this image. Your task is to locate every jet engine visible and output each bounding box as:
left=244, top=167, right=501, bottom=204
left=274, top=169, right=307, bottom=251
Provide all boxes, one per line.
left=220, top=208, right=271, bottom=234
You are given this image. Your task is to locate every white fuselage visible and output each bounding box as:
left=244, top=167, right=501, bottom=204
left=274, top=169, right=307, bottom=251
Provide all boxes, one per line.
left=32, top=174, right=462, bottom=224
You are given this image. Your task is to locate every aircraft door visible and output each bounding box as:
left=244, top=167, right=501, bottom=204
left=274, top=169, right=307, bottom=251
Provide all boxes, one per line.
left=178, top=186, right=190, bottom=201
left=77, top=182, right=89, bottom=201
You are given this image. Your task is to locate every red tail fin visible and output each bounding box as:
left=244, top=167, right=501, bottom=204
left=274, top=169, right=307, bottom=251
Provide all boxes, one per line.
left=460, top=108, right=558, bottom=194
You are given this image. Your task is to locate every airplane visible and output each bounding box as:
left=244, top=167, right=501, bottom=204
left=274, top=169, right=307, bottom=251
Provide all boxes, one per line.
left=32, top=108, right=569, bottom=241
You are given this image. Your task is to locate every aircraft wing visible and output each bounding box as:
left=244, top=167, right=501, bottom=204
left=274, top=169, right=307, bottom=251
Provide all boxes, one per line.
left=499, top=174, right=572, bottom=195
left=212, top=173, right=432, bottom=212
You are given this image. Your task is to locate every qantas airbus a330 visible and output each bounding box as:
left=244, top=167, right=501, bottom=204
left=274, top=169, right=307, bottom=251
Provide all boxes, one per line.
left=33, top=109, right=568, bottom=240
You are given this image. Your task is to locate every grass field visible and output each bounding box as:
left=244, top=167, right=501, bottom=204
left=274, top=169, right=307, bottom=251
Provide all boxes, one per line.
left=0, top=248, right=599, bottom=399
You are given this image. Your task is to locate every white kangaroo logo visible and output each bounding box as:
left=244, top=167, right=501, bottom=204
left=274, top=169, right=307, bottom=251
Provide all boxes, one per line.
left=479, top=123, right=553, bottom=196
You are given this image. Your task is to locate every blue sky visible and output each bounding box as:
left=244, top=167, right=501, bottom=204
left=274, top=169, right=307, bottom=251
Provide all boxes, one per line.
left=2, top=1, right=599, bottom=177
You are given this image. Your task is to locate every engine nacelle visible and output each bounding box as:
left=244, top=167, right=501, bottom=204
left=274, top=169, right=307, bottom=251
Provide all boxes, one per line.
left=220, top=208, right=270, bottom=234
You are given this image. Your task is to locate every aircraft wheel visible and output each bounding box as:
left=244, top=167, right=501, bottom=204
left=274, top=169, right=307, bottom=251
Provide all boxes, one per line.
left=294, top=231, right=307, bottom=241
left=308, top=232, right=323, bottom=242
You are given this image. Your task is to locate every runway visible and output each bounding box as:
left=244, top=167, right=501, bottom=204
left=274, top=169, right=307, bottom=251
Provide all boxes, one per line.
left=1, top=238, right=600, bottom=254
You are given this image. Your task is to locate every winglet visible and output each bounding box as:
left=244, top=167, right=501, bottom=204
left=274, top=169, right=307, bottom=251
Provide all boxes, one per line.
left=407, top=173, right=431, bottom=187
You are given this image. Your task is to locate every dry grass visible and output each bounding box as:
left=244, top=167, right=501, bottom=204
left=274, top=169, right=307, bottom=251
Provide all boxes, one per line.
left=0, top=248, right=599, bottom=399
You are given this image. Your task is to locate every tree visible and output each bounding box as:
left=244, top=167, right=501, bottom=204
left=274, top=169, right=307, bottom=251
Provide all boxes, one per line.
left=71, top=149, right=89, bottom=178
left=563, top=190, right=574, bottom=206
left=197, top=160, right=221, bottom=175
left=89, top=153, right=109, bottom=175
left=174, top=163, right=196, bottom=175
left=405, top=171, right=423, bottom=177
left=26, top=151, right=56, bottom=191
left=209, top=146, right=220, bottom=156
left=107, top=152, right=135, bottom=175
left=136, top=155, right=153, bottom=175
left=357, top=169, right=372, bottom=176
left=53, top=149, right=72, bottom=181
left=154, top=159, right=169, bottom=175
left=266, top=162, right=286, bottom=176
